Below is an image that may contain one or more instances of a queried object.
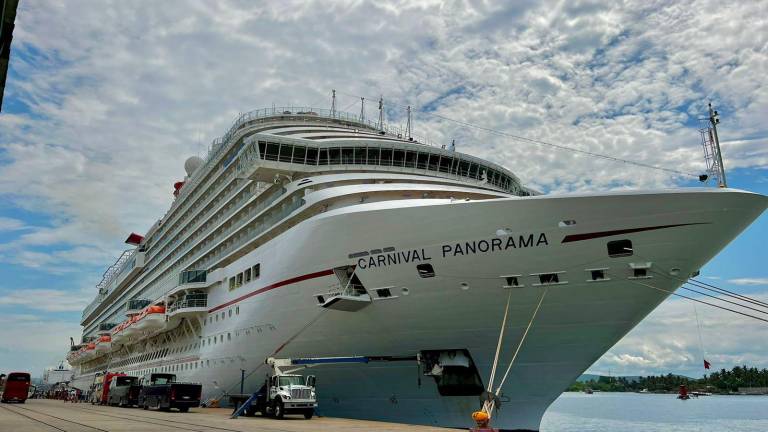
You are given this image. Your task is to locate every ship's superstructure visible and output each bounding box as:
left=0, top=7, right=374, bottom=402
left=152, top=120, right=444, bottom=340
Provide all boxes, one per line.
left=66, top=106, right=767, bottom=431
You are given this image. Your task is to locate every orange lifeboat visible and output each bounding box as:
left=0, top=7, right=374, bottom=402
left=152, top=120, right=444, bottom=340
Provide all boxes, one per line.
left=122, top=315, right=140, bottom=339
left=111, top=320, right=129, bottom=346
left=95, top=335, right=112, bottom=352
left=133, top=305, right=166, bottom=333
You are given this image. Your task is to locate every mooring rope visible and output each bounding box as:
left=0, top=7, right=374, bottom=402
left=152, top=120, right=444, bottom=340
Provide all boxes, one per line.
left=482, top=287, right=548, bottom=419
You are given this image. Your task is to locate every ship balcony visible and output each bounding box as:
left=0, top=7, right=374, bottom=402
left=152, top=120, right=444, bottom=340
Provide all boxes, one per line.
left=167, top=269, right=213, bottom=297
left=125, top=298, right=151, bottom=316
left=166, top=294, right=208, bottom=319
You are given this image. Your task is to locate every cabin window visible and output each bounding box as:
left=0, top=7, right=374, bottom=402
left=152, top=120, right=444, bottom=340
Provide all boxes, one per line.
left=318, top=148, right=329, bottom=165
left=353, top=147, right=366, bottom=164
left=427, top=154, right=440, bottom=171
left=590, top=269, right=606, bottom=281
left=229, top=277, right=236, bottom=290
left=329, top=147, right=341, bottom=164
left=253, top=263, right=261, bottom=278
left=278, top=144, right=293, bottom=163
left=236, top=273, right=243, bottom=287
left=244, top=268, right=252, bottom=283
left=538, top=273, right=560, bottom=284
left=458, top=160, right=470, bottom=176
left=417, top=264, right=435, bottom=278
left=292, top=145, right=306, bottom=164
left=381, top=148, right=393, bottom=166
left=367, top=148, right=380, bottom=165
left=393, top=149, right=405, bottom=167
left=417, top=152, right=429, bottom=169
left=228, top=309, right=232, bottom=318
left=236, top=306, right=240, bottom=315
left=405, top=151, right=417, bottom=168
left=264, top=142, right=280, bottom=161
left=341, top=147, right=354, bottom=164
left=439, top=156, right=452, bottom=173
left=608, top=239, right=633, bottom=257
left=305, top=147, right=318, bottom=165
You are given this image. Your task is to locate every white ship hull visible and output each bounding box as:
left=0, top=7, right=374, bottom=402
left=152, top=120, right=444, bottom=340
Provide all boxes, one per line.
left=71, top=188, right=766, bottom=431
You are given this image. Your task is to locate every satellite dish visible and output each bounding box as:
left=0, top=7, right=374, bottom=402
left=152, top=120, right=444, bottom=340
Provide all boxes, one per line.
left=184, top=156, right=204, bottom=176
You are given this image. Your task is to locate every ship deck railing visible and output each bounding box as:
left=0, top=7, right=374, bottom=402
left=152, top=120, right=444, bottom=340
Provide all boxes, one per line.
left=167, top=297, right=208, bottom=314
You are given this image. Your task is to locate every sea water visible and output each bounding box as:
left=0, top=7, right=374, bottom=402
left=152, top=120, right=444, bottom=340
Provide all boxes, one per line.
left=541, top=392, right=768, bottom=432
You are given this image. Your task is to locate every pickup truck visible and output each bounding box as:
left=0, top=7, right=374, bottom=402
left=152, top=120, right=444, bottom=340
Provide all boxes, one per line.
left=107, top=376, right=140, bottom=407
left=137, top=373, right=201, bottom=412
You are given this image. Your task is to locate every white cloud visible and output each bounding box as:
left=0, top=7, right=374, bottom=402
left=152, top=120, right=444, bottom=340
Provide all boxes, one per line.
left=0, top=315, right=82, bottom=375
left=0, top=217, right=26, bottom=231
left=588, top=293, right=768, bottom=377
left=728, top=278, right=768, bottom=286
left=0, top=288, right=92, bottom=312
left=0, top=0, right=766, bottom=376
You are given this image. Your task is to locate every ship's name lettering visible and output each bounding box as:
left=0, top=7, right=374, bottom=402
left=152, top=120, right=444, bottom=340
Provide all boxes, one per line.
left=357, top=249, right=432, bottom=269
left=441, top=233, right=548, bottom=257
left=357, top=233, right=548, bottom=269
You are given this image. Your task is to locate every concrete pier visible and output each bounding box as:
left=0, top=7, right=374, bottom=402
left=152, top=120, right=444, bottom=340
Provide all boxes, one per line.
left=0, top=399, right=459, bottom=431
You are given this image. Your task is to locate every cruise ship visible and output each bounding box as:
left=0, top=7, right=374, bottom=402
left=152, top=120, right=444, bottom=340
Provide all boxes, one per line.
left=66, top=106, right=767, bottom=431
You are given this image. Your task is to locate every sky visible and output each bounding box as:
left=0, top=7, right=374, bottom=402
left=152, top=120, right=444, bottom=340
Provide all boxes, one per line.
left=0, top=0, right=766, bottom=379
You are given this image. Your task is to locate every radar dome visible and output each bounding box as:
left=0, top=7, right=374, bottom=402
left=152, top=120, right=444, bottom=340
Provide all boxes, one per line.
left=184, top=156, right=204, bottom=176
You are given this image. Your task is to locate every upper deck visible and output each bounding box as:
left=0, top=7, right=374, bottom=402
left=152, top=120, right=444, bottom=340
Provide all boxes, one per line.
left=79, top=106, right=533, bottom=328
left=208, top=106, right=531, bottom=196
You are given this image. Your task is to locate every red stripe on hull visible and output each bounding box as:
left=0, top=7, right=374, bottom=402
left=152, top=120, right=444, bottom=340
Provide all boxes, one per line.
left=207, top=268, right=335, bottom=313
left=561, top=223, right=707, bottom=243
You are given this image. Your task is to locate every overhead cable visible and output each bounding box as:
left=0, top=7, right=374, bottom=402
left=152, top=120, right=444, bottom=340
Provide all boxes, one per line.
left=335, top=89, right=701, bottom=178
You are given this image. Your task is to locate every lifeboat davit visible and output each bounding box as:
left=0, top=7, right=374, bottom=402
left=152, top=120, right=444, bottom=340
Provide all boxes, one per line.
left=95, top=335, right=111, bottom=352
left=133, top=305, right=166, bottom=333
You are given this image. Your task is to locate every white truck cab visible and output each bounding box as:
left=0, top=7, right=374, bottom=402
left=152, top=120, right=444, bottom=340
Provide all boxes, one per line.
left=266, top=373, right=317, bottom=419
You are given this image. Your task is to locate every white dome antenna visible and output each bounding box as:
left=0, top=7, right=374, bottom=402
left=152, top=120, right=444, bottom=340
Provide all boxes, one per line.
left=184, top=156, right=204, bottom=176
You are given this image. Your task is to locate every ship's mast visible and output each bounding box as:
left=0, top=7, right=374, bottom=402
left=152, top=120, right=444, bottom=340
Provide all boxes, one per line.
left=699, top=102, right=727, bottom=188
left=406, top=105, right=412, bottom=141
left=708, top=103, right=727, bottom=188
left=331, top=89, right=337, bottom=118
left=378, top=96, right=384, bottom=131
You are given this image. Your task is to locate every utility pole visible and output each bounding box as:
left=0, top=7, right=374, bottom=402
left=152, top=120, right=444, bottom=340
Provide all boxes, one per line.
left=708, top=103, right=727, bottom=188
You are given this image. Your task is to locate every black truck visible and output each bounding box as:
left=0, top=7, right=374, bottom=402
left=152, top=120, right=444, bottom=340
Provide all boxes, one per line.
left=137, top=373, right=201, bottom=412
left=107, top=376, right=140, bottom=407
